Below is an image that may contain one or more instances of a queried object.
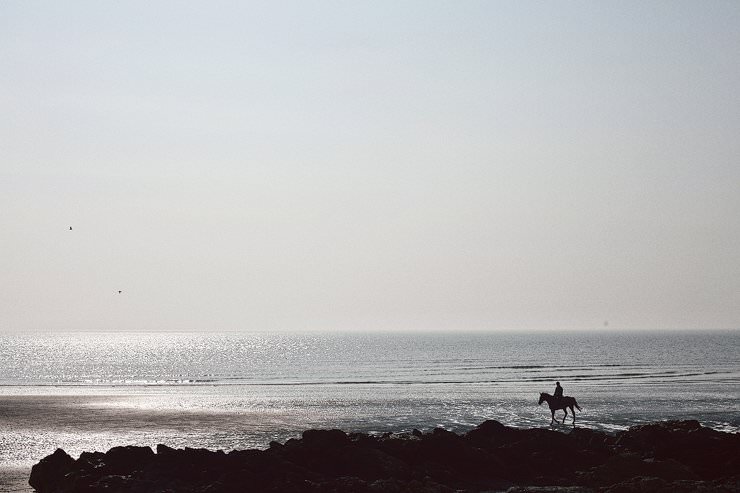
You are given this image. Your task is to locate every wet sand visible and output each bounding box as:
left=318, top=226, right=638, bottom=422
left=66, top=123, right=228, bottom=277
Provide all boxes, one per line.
left=0, top=468, right=31, bottom=493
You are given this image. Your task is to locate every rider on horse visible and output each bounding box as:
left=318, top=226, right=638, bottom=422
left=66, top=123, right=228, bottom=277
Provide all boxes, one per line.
left=554, top=381, right=563, bottom=401
left=539, top=383, right=581, bottom=424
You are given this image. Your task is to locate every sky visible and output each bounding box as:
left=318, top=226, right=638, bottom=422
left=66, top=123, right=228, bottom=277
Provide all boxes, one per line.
left=1, top=1, right=739, bottom=332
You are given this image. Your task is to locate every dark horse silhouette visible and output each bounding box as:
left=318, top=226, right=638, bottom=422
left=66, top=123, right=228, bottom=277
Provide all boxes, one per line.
left=538, top=392, right=582, bottom=425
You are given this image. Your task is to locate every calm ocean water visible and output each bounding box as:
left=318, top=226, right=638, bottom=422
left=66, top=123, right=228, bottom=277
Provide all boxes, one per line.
left=1, top=330, right=739, bottom=491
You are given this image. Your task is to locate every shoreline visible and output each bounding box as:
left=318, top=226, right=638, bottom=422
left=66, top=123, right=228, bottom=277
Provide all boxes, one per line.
left=29, top=419, right=739, bottom=493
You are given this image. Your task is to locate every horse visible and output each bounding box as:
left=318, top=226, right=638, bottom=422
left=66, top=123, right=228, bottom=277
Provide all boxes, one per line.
left=538, top=392, right=582, bottom=425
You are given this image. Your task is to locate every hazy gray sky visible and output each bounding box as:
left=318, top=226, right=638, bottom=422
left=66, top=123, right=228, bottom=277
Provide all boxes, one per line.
left=2, top=1, right=739, bottom=332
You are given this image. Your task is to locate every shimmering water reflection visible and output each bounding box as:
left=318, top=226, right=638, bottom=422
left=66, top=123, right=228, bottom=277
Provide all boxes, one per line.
left=1, top=331, right=738, bottom=491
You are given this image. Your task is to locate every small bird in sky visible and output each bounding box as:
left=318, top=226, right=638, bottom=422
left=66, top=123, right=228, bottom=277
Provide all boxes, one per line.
left=117, top=290, right=122, bottom=294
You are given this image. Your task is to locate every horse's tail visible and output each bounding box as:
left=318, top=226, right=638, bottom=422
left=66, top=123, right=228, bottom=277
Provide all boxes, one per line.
left=574, top=399, right=582, bottom=412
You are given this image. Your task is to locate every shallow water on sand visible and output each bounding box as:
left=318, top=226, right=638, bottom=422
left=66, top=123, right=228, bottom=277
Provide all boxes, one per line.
left=1, top=330, right=738, bottom=491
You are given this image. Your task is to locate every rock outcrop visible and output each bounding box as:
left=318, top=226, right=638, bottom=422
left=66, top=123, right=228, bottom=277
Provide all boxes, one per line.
left=29, top=420, right=739, bottom=492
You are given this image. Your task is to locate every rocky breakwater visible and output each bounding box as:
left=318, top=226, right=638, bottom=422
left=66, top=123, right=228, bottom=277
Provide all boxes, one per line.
left=29, top=420, right=739, bottom=492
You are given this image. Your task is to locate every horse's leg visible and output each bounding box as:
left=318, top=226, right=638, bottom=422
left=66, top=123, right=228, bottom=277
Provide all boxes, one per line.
left=562, top=408, right=568, bottom=422
left=570, top=405, right=576, bottom=425
left=551, top=409, right=557, bottom=424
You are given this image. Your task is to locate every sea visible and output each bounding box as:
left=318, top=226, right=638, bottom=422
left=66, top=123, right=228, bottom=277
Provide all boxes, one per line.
left=1, top=330, right=739, bottom=491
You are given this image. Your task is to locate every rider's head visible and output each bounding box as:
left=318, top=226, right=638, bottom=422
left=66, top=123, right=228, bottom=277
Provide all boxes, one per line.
left=556, top=381, right=560, bottom=385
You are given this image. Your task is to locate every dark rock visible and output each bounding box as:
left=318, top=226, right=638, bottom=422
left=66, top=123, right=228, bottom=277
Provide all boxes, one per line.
left=466, top=419, right=509, bottom=442
left=104, top=445, right=155, bottom=474
left=347, top=446, right=411, bottom=479
left=29, top=448, right=75, bottom=492
left=615, top=420, right=740, bottom=479
left=28, top=420, right=738, bottom=493
left=156, top=444, right=176, bottom=455
left=368, top=477, right=455, bottom=492
left=302, top=429, right=350, bottom=448
left=601, top=475, right=740, bottom=493
left=77, top=451, right=106, bottom=472
left=579, top=453, right=697, bottom=486
left=505, top=487, right=594, bottom=493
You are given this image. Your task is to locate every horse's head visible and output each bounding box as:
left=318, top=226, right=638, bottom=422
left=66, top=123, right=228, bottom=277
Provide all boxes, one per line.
left=538, top=392, right=546, bottom=405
